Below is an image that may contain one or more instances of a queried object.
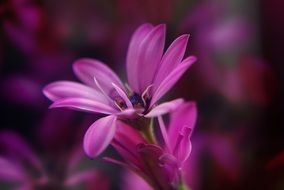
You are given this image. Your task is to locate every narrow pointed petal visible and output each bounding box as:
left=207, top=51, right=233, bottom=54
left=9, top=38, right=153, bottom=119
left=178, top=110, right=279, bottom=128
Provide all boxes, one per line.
left=50, top=98, right=117, bottom=114
left=168, top=102, right=197, bottom=152
left=115, top=108, right=139, bottom=118
left=83, top=116, right=117, bottom=158
left=145, top=98, right=184, bottom=117
left=158, top=116, right=170, bottom=151
left=137, top=24, right=166, bottom=93
left=127, top=24, right=154, bottom=92
left=112, top=83, right=133, bottom=109
left=150, top=56, right=196, bottom=106
left=153, top=35, right=189, bottom=90
left=73, top=58, right=124, bottom=94
left=43, top=81, right=108, bottom=104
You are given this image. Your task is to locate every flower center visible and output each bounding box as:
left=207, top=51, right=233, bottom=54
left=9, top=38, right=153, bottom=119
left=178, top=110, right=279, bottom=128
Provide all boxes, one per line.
left=129, top=93, right=144, bottom=108
left=114, top=92, right=149, bottom=110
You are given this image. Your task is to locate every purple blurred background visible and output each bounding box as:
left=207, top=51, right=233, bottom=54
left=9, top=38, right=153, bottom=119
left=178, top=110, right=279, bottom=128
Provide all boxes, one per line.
left=0, top=0, right=283, bottom=189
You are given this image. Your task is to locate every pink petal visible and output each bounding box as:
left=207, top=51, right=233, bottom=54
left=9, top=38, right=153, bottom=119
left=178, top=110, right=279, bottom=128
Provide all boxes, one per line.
left=0, top=132, right=43, bottom=173
left=153, top=34, right=189, bottom=91
left=122, top=170, right=152, bottom=190
left=65, top=170, right=97, bottom=186
left=136, top=24, right=166, bottom=93
left=0, top=157, right=27, bottom=182
left=145, top=98, right=184, bottom=117
left=115, top=108, right=139, bottom=118
left=83, top=116, right=117, bottom=158
left=112, top=83, right=133, bottom=109
left=43, top=81, right=109, bottom=104
left=150, top=56, right=196, bottom=106
left=111, top=121, right=146, bottom=168
left=50, top=98, right=117, bottom=114
left=157, top=116, right=170, bottom=152
left=176, top=130, right=192, bottom=164
left=168, top=102, right=197, bottom=152
left=73, top=58, right=124, bottom=94
left=127, top=24, right=154, bottom=93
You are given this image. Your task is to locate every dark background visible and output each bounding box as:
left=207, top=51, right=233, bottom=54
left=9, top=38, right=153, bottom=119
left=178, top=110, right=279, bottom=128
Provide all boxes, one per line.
left=0, top=0, right=283, bottom=189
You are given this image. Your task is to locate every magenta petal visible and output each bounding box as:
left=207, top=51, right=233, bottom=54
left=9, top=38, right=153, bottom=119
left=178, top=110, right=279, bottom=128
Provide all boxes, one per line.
left=43, top=81, right=109, bottom=104
left=168, top=102, right=197, bottom=152
left=153, top=35, right=189, bottom=90
left=145, top=98, right=184, bottom=117
left=151, top=56, right=196, bottom=106
left=83, top=116, right=117, bottom=158
left=127, top=24, right=154, bottom=93
left=50, top=98, right=116, bottom=114
left=136, top=24, right=166, bottom=93
left=73, top=58, right=124, bottom=94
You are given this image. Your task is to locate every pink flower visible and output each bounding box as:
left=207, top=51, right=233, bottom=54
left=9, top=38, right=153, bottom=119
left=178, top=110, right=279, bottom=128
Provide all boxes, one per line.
left=105, top=102, right=197, bottom=189
left=158, top=102, right=197, bottom=168
left=43, top=23, right=196, bottom=158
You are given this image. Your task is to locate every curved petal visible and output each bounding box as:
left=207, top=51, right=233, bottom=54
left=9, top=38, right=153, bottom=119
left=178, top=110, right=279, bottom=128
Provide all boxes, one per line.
left=73, top=58, right=124, bottom=94
left=150, top=56, right=196, bottom=106
left=145, top=98, right=184, bottom=117
left=136, top=24, right=166, bottom=93
left=175, top=128, right=192, bottom=164
left=153, top=34, right=189, bottom=90
left=43, top=81, right=108, bottom=104
left=112, top=83, right=133, bottom=109
left=127, top=24, right=154, bottom=92
left=50, top=98, right=117, bottom=115
left=83, top=115, right=117, bottom=158
left=168, top=102, right=197, bottom=152
left=115, top=108, right=139, bottom=118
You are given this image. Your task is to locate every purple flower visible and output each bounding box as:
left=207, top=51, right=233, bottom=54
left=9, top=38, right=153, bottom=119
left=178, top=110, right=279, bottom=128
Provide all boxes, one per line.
left=105, top=102, right=197, bottom=189
left=43, top=23, right=196, bottom=158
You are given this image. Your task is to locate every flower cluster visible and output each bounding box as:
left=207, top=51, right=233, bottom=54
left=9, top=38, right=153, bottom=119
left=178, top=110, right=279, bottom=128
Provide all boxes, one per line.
left=43, top=23, right=197, bottom=189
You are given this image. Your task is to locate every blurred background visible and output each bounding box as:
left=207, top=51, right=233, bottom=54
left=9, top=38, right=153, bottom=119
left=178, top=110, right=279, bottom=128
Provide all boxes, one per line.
left=0, top=0, right=283, bottom=189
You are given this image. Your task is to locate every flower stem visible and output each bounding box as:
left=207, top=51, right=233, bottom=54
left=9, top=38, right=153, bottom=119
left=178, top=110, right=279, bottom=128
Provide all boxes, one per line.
left=178, top=183, right=191, bottom=190
left=142, top=118, right=157, bottom=144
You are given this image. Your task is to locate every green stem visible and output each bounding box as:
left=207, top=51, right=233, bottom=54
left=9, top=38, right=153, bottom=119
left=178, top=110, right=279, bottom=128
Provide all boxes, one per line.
left=142, top=118, right=157, bottom=144
left=178, top=183, right=191, bottom=190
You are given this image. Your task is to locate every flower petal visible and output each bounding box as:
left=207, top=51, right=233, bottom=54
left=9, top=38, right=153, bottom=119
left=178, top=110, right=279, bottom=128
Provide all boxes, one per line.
left=73, top=58, right=124, bottom=94
left=153, top=34, right=189, bottom=91
left=112, top=83, right=133, bottom=109
left=112, top=121, right=146, bottom=168
left=0, top=157, right=27, bottom=182
left=175, top=127, right=192, bottom=164
left=127, top=24, right=154, bottom=93
left=83, top=115, right=117, bottom=158
left=150, top=56, right=196, bottom=106
left=168, top=102, right=197, bottom=152
left=137, top=24, right=166, bottom=93
left=145, top=98, right=184, bottom=117
left=43, top=81, right=108, bottom=104
left=50, top=98, right=117, bottom=114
